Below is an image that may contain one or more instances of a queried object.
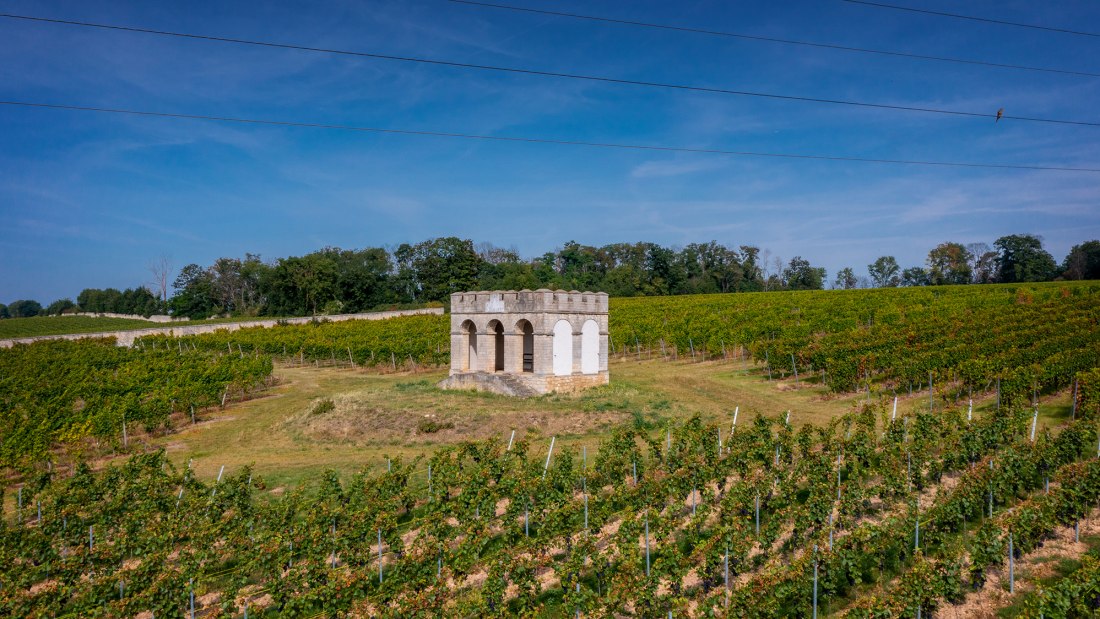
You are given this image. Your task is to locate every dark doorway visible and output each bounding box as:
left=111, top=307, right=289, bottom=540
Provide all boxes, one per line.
left=521, top=320, right=534, bottom=373
left=493, top=322, right=505, bottom=372
left=462, top=320, right=477, bottom=371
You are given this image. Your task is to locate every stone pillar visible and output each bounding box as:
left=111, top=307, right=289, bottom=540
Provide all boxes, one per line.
left=450, top=330, right=464, bottom=373
left=504, top=331, right=520, bottom=373
left=534, top=330, right=553, bottom=377
left=571, top=321, right=583, bottom=375
left=600, top=326, right=609, bottom=373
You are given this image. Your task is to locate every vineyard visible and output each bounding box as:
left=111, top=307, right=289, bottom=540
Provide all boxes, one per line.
left=138, top=314, right=450, bottom=370
left=0, top=315, right=159, bottom=339
left=136, top=282, right=1100, bottom=413
left=0, top=338, right=273, bottom=471
left=2, top=283, right=1100, bottom=616
left=4, top=398, right=1100, bottom=617
left=609, top=282, right=1100, bottom=405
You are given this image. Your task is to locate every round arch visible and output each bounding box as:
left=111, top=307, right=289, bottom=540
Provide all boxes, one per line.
left=486, top=319, right=505, bottom=372
left=460, top=319, right=477, bottom=371
left=515, top=319, right=534, bottom=373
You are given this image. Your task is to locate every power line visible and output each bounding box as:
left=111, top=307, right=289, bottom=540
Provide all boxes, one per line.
left=3, top=12, right=1099, bottom=129
left=840, top=0, right=1100, bottom=39
left=446, top=0, right=1100, bottom=78
left=2, top=100, right=1097, bottom=173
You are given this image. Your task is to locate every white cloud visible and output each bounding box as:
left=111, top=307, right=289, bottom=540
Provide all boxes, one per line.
left=630, top=158, right=728, bottom=178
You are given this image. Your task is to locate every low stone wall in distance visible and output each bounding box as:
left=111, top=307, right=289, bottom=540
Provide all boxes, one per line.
left=0, top=308, right=445, bottom=348
left=66, top=312, right=189, bottom=323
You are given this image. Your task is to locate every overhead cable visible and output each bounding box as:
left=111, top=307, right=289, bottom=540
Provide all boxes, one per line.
left=840, top=0, right=1100, bottom=39
left=446, top=0, right=1100, bottom=78
left=2, top=12, right=1098, bottom=128
left=3, top=100, right=1098, bottom=173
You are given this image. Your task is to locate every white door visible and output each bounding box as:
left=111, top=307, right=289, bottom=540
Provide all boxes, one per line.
left=581, top=320, right=599, bottom=374
left=552, top=320, right=573, bottom=376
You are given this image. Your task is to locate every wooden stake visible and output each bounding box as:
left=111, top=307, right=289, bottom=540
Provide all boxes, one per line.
left=543, top=436, right=555, bottom=479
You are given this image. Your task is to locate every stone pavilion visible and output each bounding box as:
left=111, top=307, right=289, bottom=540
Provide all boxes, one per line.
left=437, top=289, right=609, bottom=396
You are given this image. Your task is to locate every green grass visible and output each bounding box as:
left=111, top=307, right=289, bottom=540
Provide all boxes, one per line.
left=0, top=352, right=1080, bottom=521
left=0, top=315, right=161, bottom=338
left=135, top=354, right=1074, bottom=491
left=0, top=314, right=304, bottom=339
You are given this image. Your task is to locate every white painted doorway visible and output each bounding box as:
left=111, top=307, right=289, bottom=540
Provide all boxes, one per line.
left=552, top=320, right=573, bottom=376
left=581, top=319, right=599, bottom=374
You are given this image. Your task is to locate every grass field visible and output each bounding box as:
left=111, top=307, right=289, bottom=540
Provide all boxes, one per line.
left=0, top=314, right=330, bottom=339
left=152, top=355, right=1074, bottom=490
left=0, top=315, right=161, bottom=338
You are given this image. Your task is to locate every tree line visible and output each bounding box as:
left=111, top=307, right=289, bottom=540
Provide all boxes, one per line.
left=3, top=234, right=1097, bottom=320
left=836, top=235, right=1099, bottom=290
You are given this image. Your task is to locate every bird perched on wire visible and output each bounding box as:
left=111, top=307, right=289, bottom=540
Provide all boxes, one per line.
left=996, top=108, right=1004, bottom=123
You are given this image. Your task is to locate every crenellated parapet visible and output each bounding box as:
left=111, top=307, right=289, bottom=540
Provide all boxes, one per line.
left=450, top=289, right=608, bottom=315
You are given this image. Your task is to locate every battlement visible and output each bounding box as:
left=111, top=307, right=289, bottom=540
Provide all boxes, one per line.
left=450, top=289, right=608, bottom=315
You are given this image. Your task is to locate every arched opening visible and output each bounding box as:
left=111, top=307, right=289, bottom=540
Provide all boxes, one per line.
left=552, top=319, right=573, bottom=376
left=488, top=320, right=504, bottom=372
left=516, top=319, right=534, bottom=373
left=581, top=319, right=599, bottom=374
left=461, top=320, right=477, bottom=371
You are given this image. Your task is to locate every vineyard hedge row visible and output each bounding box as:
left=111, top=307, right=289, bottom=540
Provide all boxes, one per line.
left=0, top=339, right=272, bottom=471
left=2, top=402, right=1096, bottom=617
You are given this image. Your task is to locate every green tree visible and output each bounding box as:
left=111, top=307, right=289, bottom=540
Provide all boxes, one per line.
left=404, top=237, right=482, bottom=303
left=782, top=256, right=826, bottom=290
left=170, top=264, right=216, bottom=319
left=645, top=243, right=683, bottom=295
left=477, top=244, right=540, bottom=292
left=45, top=298, right=76, bottom=315
left=680, top=241, right=743, bottom=293
left=738, top=245, right=764, bottom=291
left=900, top=267, right=930, bottom=287
left=76, top=288, right=123, bottom=313
left=994, top=234, right=1057, bottom=282
left=867, top=256, right=900, bottom=288
left=8, top=299, right=43, bottom=317
left=602, top=264, right=645, bottom=296
left=266, top=253, right=338, bottom=316
left=599, top=242, right=652, bottom=294
left=834, top=267, right=858, bottom=289
left=118, top=287, right=159, bottom=316
left=551, top=241, right=610, bottom=292
left=237, top=253, right=271, bottom=315
left=391, top=243, right=419, bottom=302
left=329, top=247, right=393, bottom=312
left=967, top=243, right=998, bottom=284
left=0, top=303, right=8, bottom=319
left=1062, top=240, right=1100, bottom=280
left=926, top=242, right=973, bottom=285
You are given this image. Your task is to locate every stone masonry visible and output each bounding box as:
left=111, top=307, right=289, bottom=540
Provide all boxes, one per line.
left=438, top=290, right=609, bottom=396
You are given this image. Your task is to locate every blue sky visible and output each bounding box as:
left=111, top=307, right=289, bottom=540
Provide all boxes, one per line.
left=2, top=0, right=1099, bottom=302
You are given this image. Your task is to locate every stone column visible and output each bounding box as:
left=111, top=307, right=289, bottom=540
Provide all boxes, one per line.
left=504, top=331, right=520, bottom=373
left=599, top=331, right=609, bottom=373
left=572, top=320, right=583, bottom=375
left=450, top=329, right=464, bottom=373
left=533, top=326, right=553, bottom=377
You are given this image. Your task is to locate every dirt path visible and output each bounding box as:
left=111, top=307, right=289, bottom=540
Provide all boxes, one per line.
left=951, top=507, right=1100, bottom=618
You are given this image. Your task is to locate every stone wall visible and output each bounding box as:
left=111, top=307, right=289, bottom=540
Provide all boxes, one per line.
left=0, top=308, right=444, bottom=348
left=67, top=312, right=189, bottom=323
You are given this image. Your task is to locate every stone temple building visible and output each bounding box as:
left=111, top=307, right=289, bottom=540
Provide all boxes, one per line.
left=437, top=289, right=609, bottom=396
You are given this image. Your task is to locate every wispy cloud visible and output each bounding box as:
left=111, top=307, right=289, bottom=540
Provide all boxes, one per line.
left=630, top=158, right=728, bottom=178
